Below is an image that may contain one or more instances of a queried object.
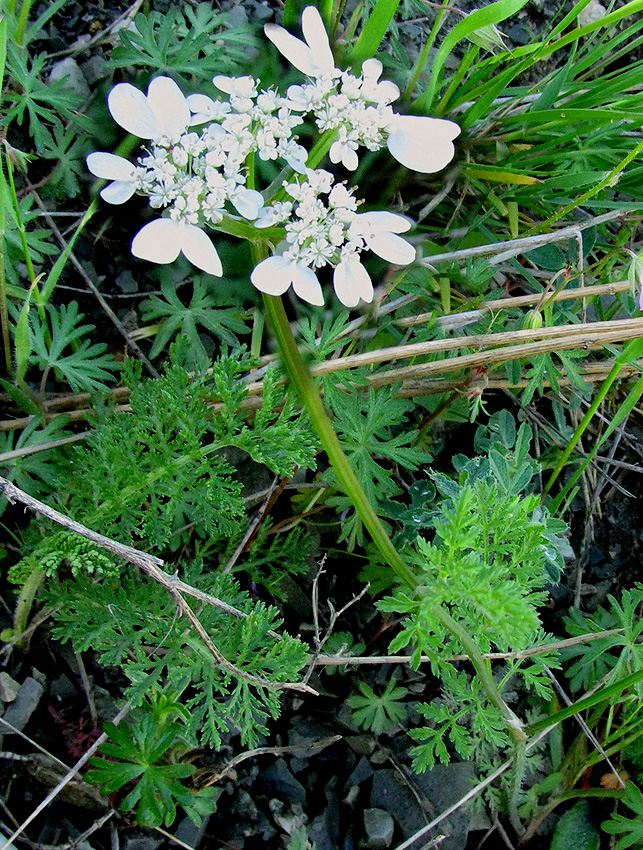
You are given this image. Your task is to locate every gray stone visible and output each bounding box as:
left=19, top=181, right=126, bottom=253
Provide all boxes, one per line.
left=122, top=837, right=162, bottom=850
left=257, top=758, right=307, bottom=806
left=344, top=756, right=374, bottom=789
left=0, top=672, right=20, bottom=703
left=48, top=58, right=90, bottom=101
left=0, top=677, right=44, bottom=746
left=363, top=808, right=394, bottom=849
left=173, top=812, right=211, bottom=847
left=370, top=763, right=473, bottom=850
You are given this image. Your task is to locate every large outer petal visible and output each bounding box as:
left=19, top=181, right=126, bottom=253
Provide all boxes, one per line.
left=301, top=6, right=335, bottom=75
left=131, top=219, right=182, bottom=264
left=251, top=256, right=294, bottom=295
left=291, top=264, right=324, bottom=306
left=108, top=83, right=158, bottom=139
left=180, top=223, right=222, bottom=276
left=387, top=115, right=460, bottom=173
left=100, top=181, right=137, bottom=204
left=86, top=151, right=136, bottom=181
left=147, top=77, right=190, bottom=142
left=365, top=232, right=416, bottom=265
left=333, top=260, right=373, bottom=307
left=358, top=211, right=412, bottom=234
left=264, top=23, right=318, bottom=76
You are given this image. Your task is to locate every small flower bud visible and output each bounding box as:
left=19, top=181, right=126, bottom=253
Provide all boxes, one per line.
left=522, top=309, right=543, bottom=330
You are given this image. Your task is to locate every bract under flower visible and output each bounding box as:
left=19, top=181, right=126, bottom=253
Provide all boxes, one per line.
left=108, top=76, right=190, bottom=145
left=264, top=6, right=336, bottom=79
left=86, top=152, right=139, bottom=204
left=386, top=115, right=461, bottom=173
left=251, top=255, right=324, bottom=306
left=131, top=219, right=222, bottom=276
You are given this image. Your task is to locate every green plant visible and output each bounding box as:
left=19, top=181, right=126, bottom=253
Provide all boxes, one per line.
left=27, top=302, right=120, bottom=394
left=109, top=4, right=260, bottom=83
left=86, top=693, right=218, bottom=828
left=347, top=678, right=409, bottom=734
left=139, top=276, right=248, bottom=367
left=602, top=782, right=643, bottom=849
left=380, top=421, right=569, bottom=771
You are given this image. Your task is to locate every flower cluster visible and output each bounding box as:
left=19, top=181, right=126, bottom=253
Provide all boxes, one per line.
left=252, top=170, right=414, bottom=307
left=87, top=6, right=460, bottom=308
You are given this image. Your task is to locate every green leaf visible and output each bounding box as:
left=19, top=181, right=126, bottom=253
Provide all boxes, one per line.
left=29, top=302, right=120, bottom=393
left=14, top=277, right=39, bottom=384
left=348, top=0, right=402, bottom=68
left=602, top=784, right=643, bottom=849
left=347, top=679, right=408, bottom=734
left=551, top=801, right=599, bottom=850
left=140, top=277, right=248, bottom=366
left=413, top=0, right=530, bottom=113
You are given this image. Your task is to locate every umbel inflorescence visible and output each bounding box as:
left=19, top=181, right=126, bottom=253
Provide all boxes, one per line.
left=87, top=6, right=460, bottom=308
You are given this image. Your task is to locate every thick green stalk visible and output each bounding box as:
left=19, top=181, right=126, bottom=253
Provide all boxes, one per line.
left=256, top=259, right=527, bottom=749
left=261, top=290, right=419, bottom=590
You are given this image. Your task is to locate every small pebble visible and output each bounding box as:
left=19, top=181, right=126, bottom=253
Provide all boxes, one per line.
left=0, top=672, right=20, bottom=703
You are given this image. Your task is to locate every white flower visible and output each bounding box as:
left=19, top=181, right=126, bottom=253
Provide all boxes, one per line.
left=131, top=219, right=222, bottom=276
left=360, top=59, right=400, bottom=105
left=255, top=201, right=293, bottom=228
left=186, top=93, right=230, bottom=125
left=108, top=76, right=190, bottom=145
left=329, top=131, right=359, bottom=171
left=230, top=188, right=264, bottom=220
left=213, top=75, right=257, bottom=99
left=251, top=255, right=324, bottom=305
left=264, top=6, right=337, bottom=79
left=351, top=211, right=416, bottom=265
left=386, top=114, right=461, bottom=173
left=86, top=152, right=139, bottom=204
left=333, top=256, right=374, bottom=307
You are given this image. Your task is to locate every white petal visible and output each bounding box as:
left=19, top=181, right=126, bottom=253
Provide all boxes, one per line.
left=366, top=232, right=416, bottom=265
left=108, top=83, right=158, bottom=139
left=334, top=261, right=373, bottom=307
left=358, top=211, right=412, bottom=233
left=180, top=223, right=223, bottom=276
left=329, top=140, right=343, bottom=164
left=362, top=58, right=383, bottom=84
left=264, top=23, right=318, bottom=76
left=186, top=93, right=217, bottom=124
left=387, top=115, right=460, bottom=173
left=100, top=180, right=137, bottom=204
left=250, top=256, right=294, bottom=296
left=212, top=75, right=237, bottom=94
left=131, top=219, right=182, bottom=264
left=291, top=263, right=324, bottom=306
left=373, top=80, right=400, bottom=104
left=232, top=189, right=264, bottom=220
left=301, top=6, right=335, bottom=75
left=285, top=85, right=308, bottom=110
left=86, top=151, right=136, bottom=181
left=342, top=147, right=359, bottom=171
left=147, top=77, right=190, bottom=142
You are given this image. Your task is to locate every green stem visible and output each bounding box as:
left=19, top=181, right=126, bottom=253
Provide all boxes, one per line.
left=261, top=288, right=419, bottom=590
left=256, top=256, right=526, bottom=746
left=401, top=0, right=450, bottom=104
left=542, top=337, right=643, bottom=505
left=432, top=605, right=527, bottom=745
